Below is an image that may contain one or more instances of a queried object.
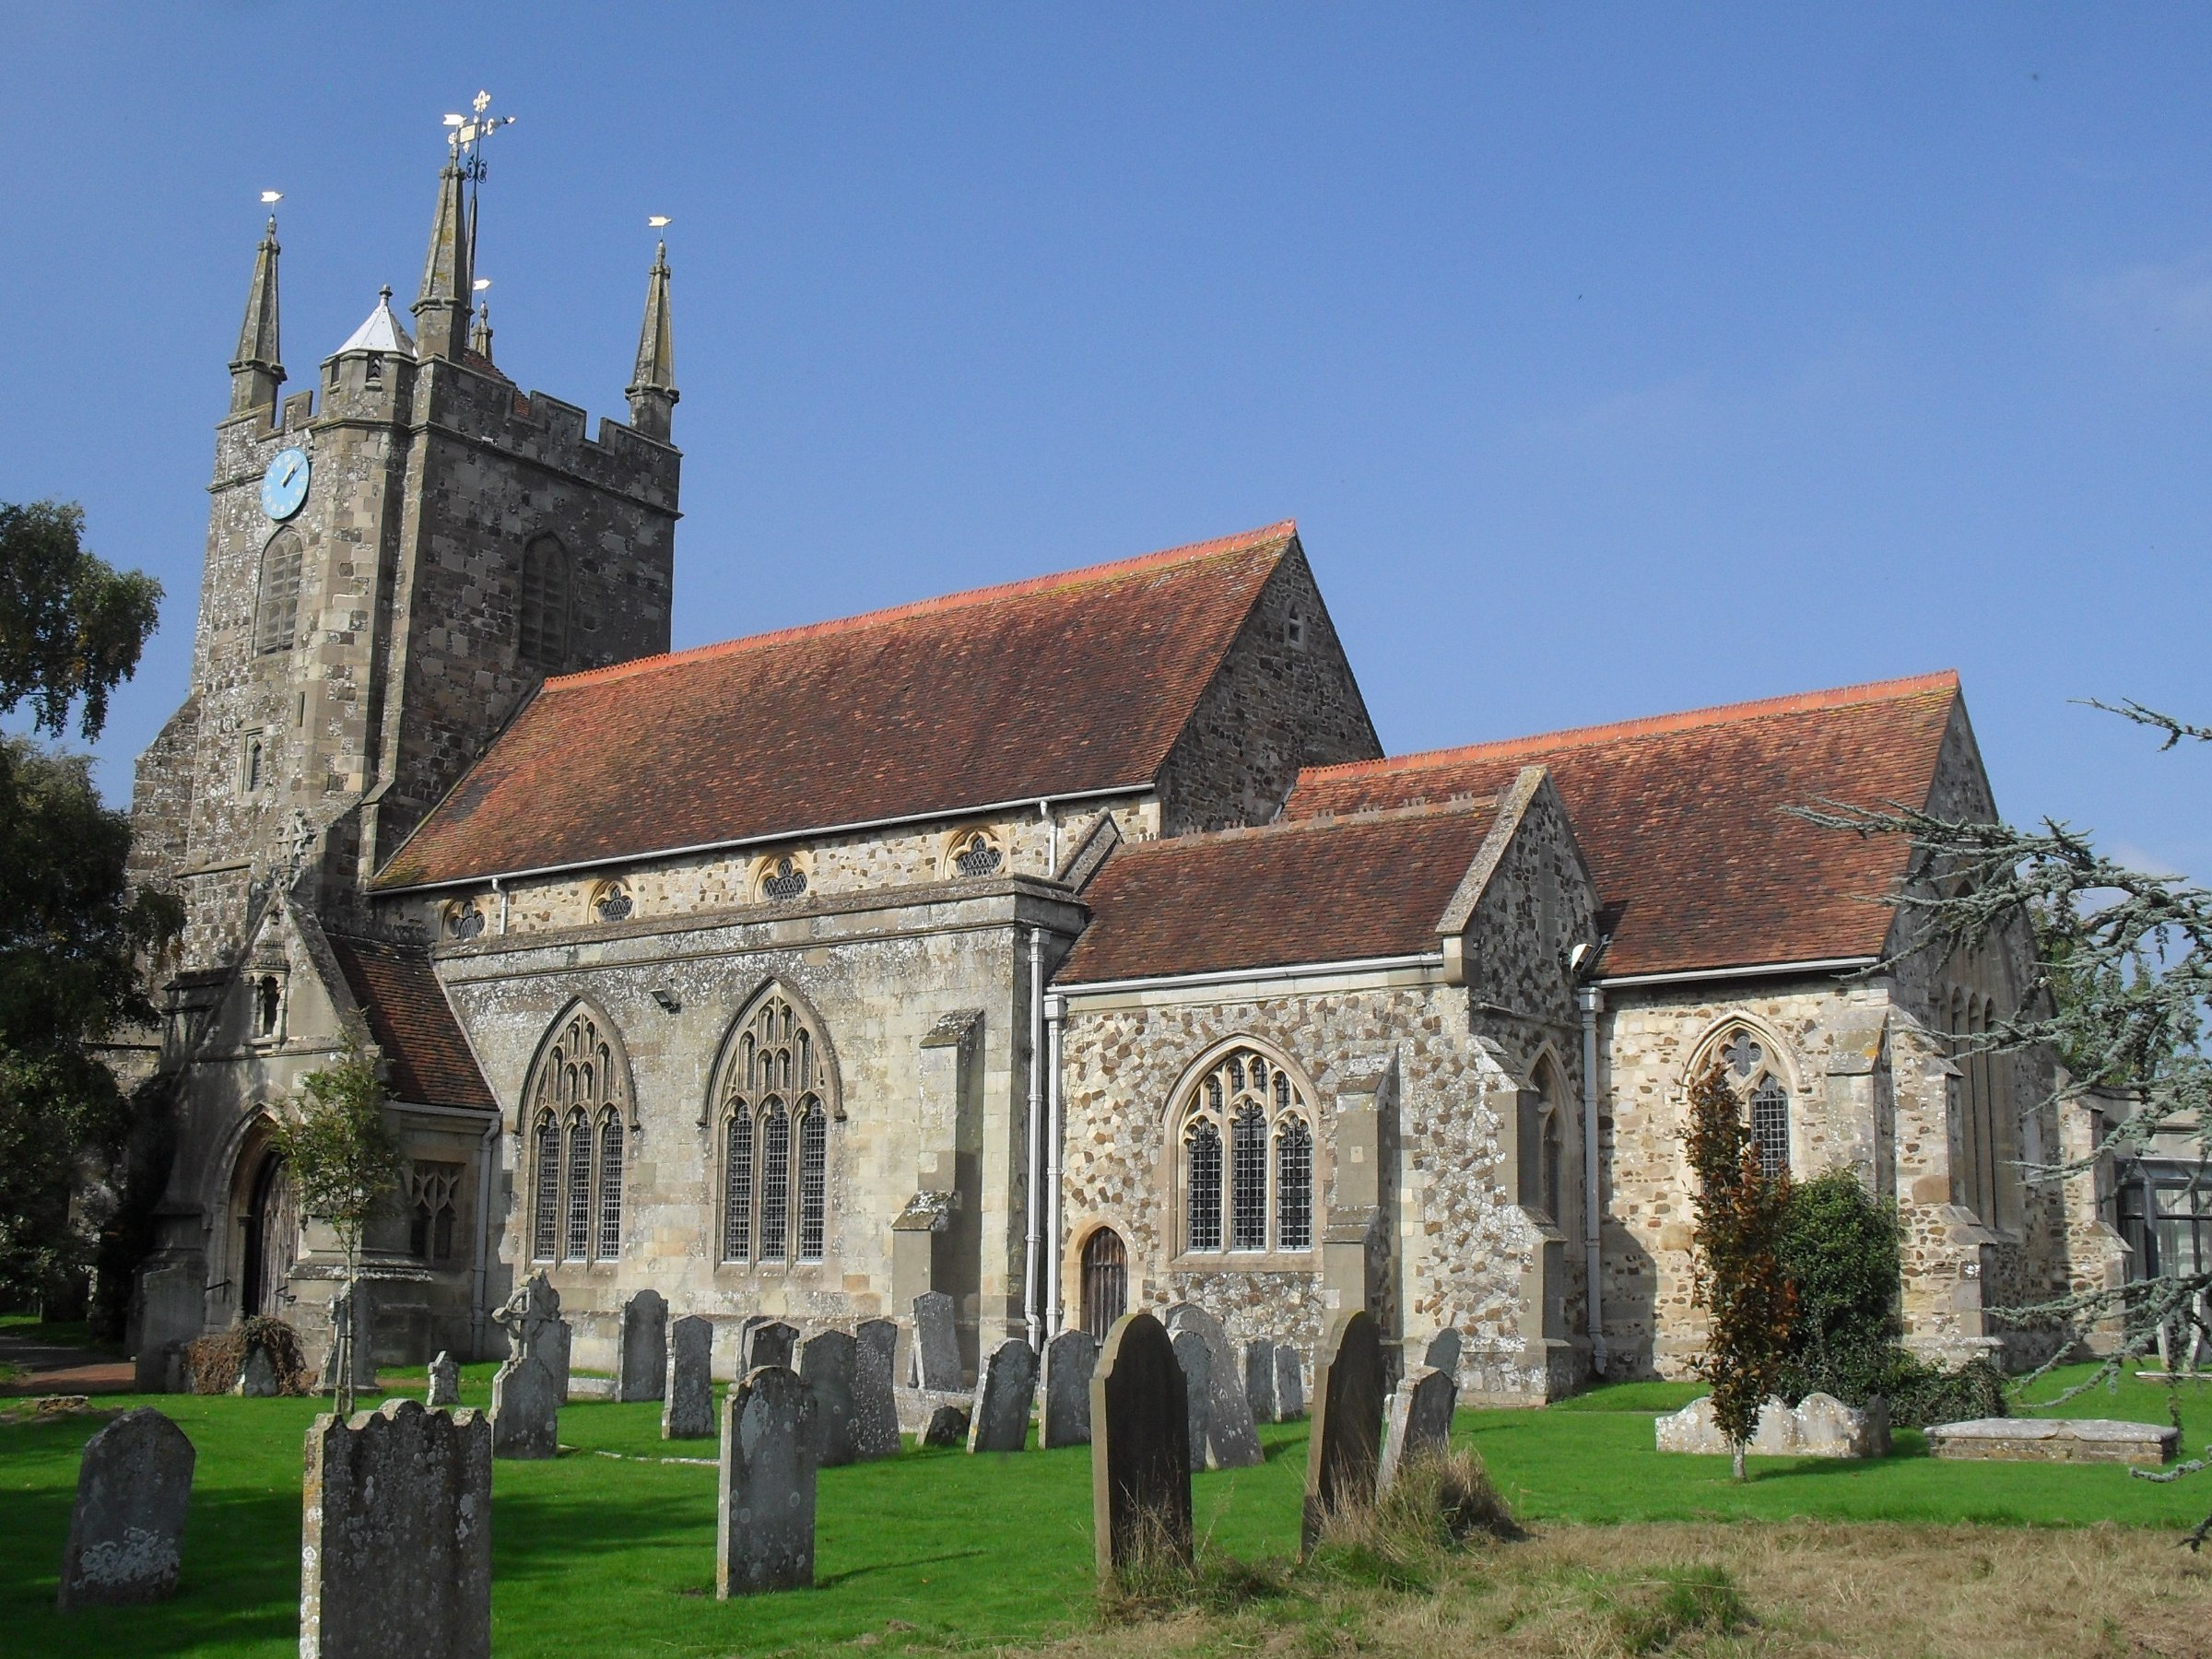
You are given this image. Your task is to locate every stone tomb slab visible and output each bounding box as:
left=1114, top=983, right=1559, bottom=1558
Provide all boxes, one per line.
left=616, top=1288, right=668, bottom=1403
left=57, top=1406, right=195, bottom=1612
left=912, top=1292, right=961, bottom=1391
left=967, top=1337, right=1037, bottom=1453
left=718, top=1366, right=818, bottom=1597
left=664, top=1316, right=716, bottom=1441
left=1165, top=1304, right=1264, bottom=1469
left=1171, top=1330, right=1213, bottom=1475
left=1927, top=1417, right=2177, bottom=1466
left=796, top=1330, right=860, bottom=1467
left=1379, top=1364, right=1457, bottom=1489
left=300, top=1399, right=491, bottom=1659
left=1303, top=1309, right=1384, bottom=1553
left=1090, top=1311, right=1193, bottom=1584
left=852, top=1319, right=902, bottom=1459
left=1041, top=1330, right=1099, bottom=1448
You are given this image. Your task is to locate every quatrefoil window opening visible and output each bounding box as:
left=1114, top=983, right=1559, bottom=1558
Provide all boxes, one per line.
left=445, top=899, right=486, bottom=941
left=952, top=830, right=1003, bottom=878
left=1711, top=1026, right=1789, bottom=1181
left=761, top=854, right=809, bottom=901
left=593, top=880, right=633, bottom=923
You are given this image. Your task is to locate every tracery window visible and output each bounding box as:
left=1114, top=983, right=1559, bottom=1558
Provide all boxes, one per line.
left=524, top=1005, right=629, bottom=1264
left=255, top=531, right=303, bottom=655
left=715, top=988, right=838, bottom=1265
left=1711, top=1025, right=1792, bottom=1181
left=408, top=1161, right=463, bottom=1261
left=949, top=830, right=1003, bottom=878
left=1179, top=1046, right=1314, bottom=1255
left=759, top=854, right=809, bottom=902
left=519, top=535, right=570, bottom=671
left=592, top=880, right=633, bottom=924
left=444, top=899, right=486, bottom=941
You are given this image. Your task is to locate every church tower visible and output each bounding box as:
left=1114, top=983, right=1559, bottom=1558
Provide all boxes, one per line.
left=129, top=123, right=684, bottom=978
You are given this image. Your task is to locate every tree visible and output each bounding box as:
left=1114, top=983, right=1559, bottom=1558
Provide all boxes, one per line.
left=0, top=500, right=170, bottom=1312
left=265, top=1042, right=404, bottom=1413
left=1803, top=699, right=2210, bottom=1544
left=1682, top=1059, right=1798, bottom=1481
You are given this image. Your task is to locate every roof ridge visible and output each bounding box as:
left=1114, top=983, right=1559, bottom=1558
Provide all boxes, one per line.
left=1122, top=793, right=1500, bottom=854
left=1301, top=670, right=1960, bottom=784
left=543, top=519, right=1299, bottom=693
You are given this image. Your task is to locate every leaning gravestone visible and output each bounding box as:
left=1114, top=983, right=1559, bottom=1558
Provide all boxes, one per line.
left=616, top=1288, right=668, bottom=1403
left=1089, top=1310, right=1192, bottom=1583
left=1165, top=1303, right=1264, bottom=1468
left=852, top=1319, right=902, bottom=1458
left=967, top=1337, right=1038, bottom=1453
left=56, top=1407, right=195, bottom=1612
left=663, top=1315, right=715, bottom=1440
left=1244, top=1337, right=1279, bottom=1425
left=427, top=1351, right=461, bottom=1409
left=1171, top=1330, right=1213, bottom=1475
left=912, top=1291, right=961, bottom=1390
left=489, top=1273, right=565, bottom=1459
left=300, top=1398, right=491, bottom=1658
left=741, top=1317, right=798, bottom=1373
left=1040, top=1329, right=1099, bottom=1448
left=796, top=1330, right=860, bottom=1466
left=1379, top=1364, right=1457, bottom=1489
left=717, top=1367, right=818, bottom=1596
left=1422, top=1327, right=1463, bottom=1379
left=1275, top=1345, right=1305, bottom=1420
left=1302, top=1309, right=1384, bottom=1553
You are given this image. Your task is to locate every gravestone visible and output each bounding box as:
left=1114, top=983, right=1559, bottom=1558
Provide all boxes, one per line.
left=489, top=1274, right=565, bottom=1459
left=717, top=1367, right=817, bottom=1596
left=921, top=1403, right=971, bottom=1446
left=1302, top=1309, right=1384, bottom=1553
left=664, top=1315, right=715, bottom=1440
left=796, top=1330, right=860, bottom=1466
left=427, top=1352, right=461, bottom=1409
left=967, top=1337, right=1038, bottom=1453
left=1040, top=1329, right=1099, bottom=1448
left=321, top=1282, right=378, bottom=1395
left=235, top=1343, right=278, bottom=1398
left=852, top=1319, right=902, bottom=1458
left=1379, top=1364, right=1458, bottom=1489
left=56, top=1407, right=195, bottom=1612
left=1422, top=1327, right=1463, bottom=1379
left=1244, top=1338, right=1279, bottom=1424
left=912, top=1292, right=961, bottom=1390
left=1655, top=1393, right=1891, bottom=1460
left=1275, top=1346, right=1305, bottom=1420
left=1164, top=1303, right=1264, bottom=1468
left=1089, top=1311, right=1192, bottom=1583
left=1928, top=1415, right=2171, bottom=1465
left=300, top=1399, right=491, bottom=1658
left=740, top=1317, right=798, bottom=1373
left=1171, top=1330, right=1213, bottom=1474
left=616, top=1288, right=668, bottom=1403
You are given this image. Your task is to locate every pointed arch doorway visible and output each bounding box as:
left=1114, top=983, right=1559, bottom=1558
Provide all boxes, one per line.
left=241, top=1150, right=299, bottom=1319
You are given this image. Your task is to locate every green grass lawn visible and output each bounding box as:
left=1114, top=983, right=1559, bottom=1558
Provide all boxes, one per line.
left=1, top=1364, right=2205, bottom=1657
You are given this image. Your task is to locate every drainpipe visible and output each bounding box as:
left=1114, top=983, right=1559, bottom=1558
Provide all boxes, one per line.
left=1023, top=925, right=1045, bottom=1350
left=491, top=875, right=509, bottom=935
left=1043, top=993, right=1066, bottom=1337
left=1038, top=798, right=1058, bottom=877
left=470, top=1114, right=500, bottom=1358
left=1577, top=984, right=1608, bottom=1376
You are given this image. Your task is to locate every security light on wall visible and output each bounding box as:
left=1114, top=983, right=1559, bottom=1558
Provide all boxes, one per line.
left=650, top=987, right=680, bottom=1013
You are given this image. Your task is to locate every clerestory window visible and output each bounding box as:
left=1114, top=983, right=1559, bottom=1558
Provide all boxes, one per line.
left=1179, top=1047, right=1314, bottom=1256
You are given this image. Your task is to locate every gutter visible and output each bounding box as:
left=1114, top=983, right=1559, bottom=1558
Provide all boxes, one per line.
left=1057, top=950, right=1446, bottom=1000
left=1595, top=955, right=1877, bottom=990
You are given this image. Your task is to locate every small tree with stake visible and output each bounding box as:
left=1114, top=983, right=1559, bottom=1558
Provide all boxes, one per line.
left=265, top=1041, right=403, bottom=1416
left=1683, top=1059, right=1798, bottom=1481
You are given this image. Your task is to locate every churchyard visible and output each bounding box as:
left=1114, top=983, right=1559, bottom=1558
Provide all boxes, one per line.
left=2, top=1313, right=2205, bottom=1659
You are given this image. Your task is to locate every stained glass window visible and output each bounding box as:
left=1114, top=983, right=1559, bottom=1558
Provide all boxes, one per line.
left=1181, top=1047, right=1314, bottom=1254
left=532, top=1115, right=559, bottom=1260
left=563, top=1112, right=592, bottom=1258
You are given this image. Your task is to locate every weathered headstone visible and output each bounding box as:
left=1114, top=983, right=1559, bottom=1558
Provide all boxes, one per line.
left=1422, top=1327, right=1463, bottom=1379
left=1378, top=1364, right=1458, bottom=1489
left=235, top=1343, right=278, bottom=1398
left=1244, top=1337, right=1279, bottom=1424
left=912, top=1291, right=961, bottom=1390
left=1040, top=1329, right=1098, bottom=1448
left=1275, top=1345, right=1305, bottom=1420
left=967, top=1337, right=1038, bottom=1453
left=56, top=1407, right=195, bottom=1612
left=321, top=1282, right=378, bottom=1395
left=1171, top=1329, right=1213, bottom=1474
left=616, top=1288, right=668, bottom=1403
left=1656, top=1393, right=1891, bottom=1459
left=1090, top=1311, right=1192, bottom=1583
left=921, top=1402, right=971, bottom=1446
left=796, top=1329, right=860, bottom=1466
left=852, top=1318, right=902, bottom=1458
left=427, top=1351, right=461, bottom=1409
left=300, top=1398, right=491, bottom=1658
left=1302, top=1309, right=1384, bottom=1553
left=489, top=1274, right=564, bottom=1459
left=664, top=1315, right=715, bottom=1440
left=716, top=1366, right=817, bottom=1596
left=1164, top=1303, right=1264, bottom=1468
left=740, top=1317, right=798, bottom=1373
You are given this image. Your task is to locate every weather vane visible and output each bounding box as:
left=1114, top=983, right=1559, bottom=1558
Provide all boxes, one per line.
left=441, top=89, right=515, bottom=185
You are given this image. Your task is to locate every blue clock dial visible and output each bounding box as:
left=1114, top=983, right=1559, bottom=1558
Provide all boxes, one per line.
left=260, top=447, right=311, bottom=521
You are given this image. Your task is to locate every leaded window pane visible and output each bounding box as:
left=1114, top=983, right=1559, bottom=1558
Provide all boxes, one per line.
left=256, top=533, right=302, bottom=655
left=724, top=1108, right=753, bottom=1261
left=563, top=1115, right=592, bottom=1258
left=596, top=1113, right=624, bottom=1259
left=532, top=1115, right=559, bottom=1260
left=1185, top=1120, right=1222, bottom=1252
left=1277, top=1118, right=1313, bottom=1250
left=520, top=536, right=569, bottom=669
left=797, top=1101, right=827, bottom=1261
left=1750, top=1078, right=1790, bottom=1180
left=1230, top=1102, right=1268, bottom=1250
left=759, top=1103, right=791, bottom=1260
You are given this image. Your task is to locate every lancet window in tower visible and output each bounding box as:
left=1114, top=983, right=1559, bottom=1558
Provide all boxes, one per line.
left=1181, top=1046, right=1313, bottom=1256
left=524, top=1006, right=629, bottom=1264
left=716, top=989, right=837, bottom=1266
left=519, top=535, right=570, bottom=671
left=255, top=532, right=303, bottom=655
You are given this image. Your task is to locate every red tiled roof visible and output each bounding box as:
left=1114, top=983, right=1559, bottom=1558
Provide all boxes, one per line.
left=373, top=523, right=1300, bottom=888
left=1286, top=672, right=1961, bottom=979
left=324, top=934, right=497, bottom=1110
left=1055, top=799, right=1500, bottom=985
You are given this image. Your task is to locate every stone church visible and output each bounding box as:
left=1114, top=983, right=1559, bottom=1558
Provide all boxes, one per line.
left=123, top=142, right=2121, bottom=1396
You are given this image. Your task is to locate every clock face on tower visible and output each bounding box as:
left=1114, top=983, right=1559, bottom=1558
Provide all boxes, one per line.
left=260, top=447, right=311, bottom=521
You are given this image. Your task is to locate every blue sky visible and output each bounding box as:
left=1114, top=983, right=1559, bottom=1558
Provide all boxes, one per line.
left=2, top=6, right=2205, bottom=877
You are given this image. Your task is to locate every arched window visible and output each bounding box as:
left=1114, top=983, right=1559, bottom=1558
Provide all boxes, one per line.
left=714, top=986, right=840, bottom=1266
left=519, top=535, right=570, bottom=670
left=255, top=532, right=303, bottom=655
left=523, top=1004, right=629, bottom=1264
left=1179, top=1045, right=1313, bottom=1255
left=1708, top=1024, right=1793, bottom=1182
left=1081, top=1227, right=1128, bottom=1340
left=948, top=830, right=1004, bottom=878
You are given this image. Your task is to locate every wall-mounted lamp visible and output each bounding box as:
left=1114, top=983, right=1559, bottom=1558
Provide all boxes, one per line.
left=650, top=987, right=681, bottom=1013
